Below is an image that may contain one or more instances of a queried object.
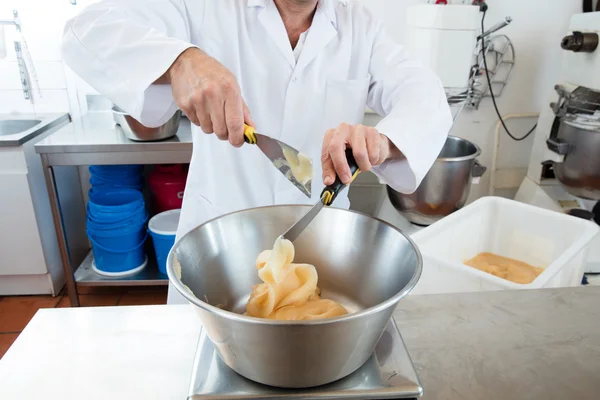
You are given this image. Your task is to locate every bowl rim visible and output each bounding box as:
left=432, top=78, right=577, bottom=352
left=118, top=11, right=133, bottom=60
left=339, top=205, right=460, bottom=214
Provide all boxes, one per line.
left=436, top=135, right=482, bottom=162
left=166, top=204, right=423, bottom=326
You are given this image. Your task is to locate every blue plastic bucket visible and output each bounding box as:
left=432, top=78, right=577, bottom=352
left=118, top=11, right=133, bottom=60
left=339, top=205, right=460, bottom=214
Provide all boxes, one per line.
left=89, top=188, right=144, bottom=212
left=90, top=176, right=143, bottom=191
left=89, top=165, right=143, bottom=177
left=87, top=216, right=147, bottom=246
left=89, top=165, right=144, bottom=191
left=88, top=229, right=148, bottom=275
left=86, top=186, right=149, bottom=275
left=87, top=201, right=147, bottom=227
left=88, top=189, right=144, bottom=215
left=87, top=215, right=148, bottom=276
left=148, top=209, right=181, bottom=275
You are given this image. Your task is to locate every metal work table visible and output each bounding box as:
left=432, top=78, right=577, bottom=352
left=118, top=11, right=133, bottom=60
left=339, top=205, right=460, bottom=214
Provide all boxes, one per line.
left=0, top=113, right=70, bottom=146
left=35, top=112, right=193, bottom=306
left=398, top=286, right=600, bottom=400
left=0, top=287, right=598, bottom=399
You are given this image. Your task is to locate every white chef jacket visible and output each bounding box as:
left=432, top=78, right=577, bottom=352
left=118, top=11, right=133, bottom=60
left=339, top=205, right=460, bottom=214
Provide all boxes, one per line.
left=62, top=0, right=452, bottom=304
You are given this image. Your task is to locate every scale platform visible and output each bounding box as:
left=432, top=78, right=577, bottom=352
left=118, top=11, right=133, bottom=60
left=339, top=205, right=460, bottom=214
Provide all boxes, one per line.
left=188, top=319, right=422, bottom=399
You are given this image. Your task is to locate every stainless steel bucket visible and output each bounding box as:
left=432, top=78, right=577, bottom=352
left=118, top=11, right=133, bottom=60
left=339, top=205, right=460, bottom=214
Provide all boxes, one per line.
left=546, top=118, right=600, bottom=201
left=167, top=206, right=422, bottom=388
left=387, top=136, right=486, bottom=226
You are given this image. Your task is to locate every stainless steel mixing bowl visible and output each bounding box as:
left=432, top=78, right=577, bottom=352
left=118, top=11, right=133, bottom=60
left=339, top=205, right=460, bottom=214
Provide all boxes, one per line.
left=112, top=105, right=180, bottom=141
left=547, top=117, right=600, bottom=201
left=387, top=136, right=487, bottom=226
left=167, top=206, right=422, bottom=388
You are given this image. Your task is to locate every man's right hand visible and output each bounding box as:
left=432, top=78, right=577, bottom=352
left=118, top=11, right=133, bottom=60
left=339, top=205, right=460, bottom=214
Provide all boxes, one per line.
left=161, top=47, right=254, bottom=147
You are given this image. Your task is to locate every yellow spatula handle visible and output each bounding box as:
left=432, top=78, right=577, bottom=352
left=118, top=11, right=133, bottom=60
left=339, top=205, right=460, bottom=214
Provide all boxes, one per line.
left=243, top=124, right=257, bottom=144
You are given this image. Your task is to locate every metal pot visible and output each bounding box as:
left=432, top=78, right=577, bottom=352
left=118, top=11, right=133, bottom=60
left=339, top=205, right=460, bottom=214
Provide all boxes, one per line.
left=546, top=117, right=600, bottom=200
left=167, top=206, right=421, bottom=388
left=387, top=136, right=486, bottom=226
left=112, top=105, right=180, bottom=141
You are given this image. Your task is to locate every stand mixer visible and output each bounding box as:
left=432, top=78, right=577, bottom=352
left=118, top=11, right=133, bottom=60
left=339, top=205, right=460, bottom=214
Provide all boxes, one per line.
left=515, top=11, right=600, bottom=272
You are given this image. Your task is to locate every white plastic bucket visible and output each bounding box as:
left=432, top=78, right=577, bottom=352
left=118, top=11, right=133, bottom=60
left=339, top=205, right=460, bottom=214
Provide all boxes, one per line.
left=410, top=196, right=599, bottom=294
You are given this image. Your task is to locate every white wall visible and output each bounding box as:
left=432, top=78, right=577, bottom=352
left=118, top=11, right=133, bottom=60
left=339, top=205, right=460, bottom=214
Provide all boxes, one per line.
left=359, top=0, right=583, bottom=200
left=0, top=0, right=586, bottom=201
left=0, top=1, right=79, bottom=114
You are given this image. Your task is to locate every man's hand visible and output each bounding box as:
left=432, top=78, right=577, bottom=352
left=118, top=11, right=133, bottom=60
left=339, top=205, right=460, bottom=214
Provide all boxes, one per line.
left=160, top=47, right=255, bottom=147
left=321, top=123, right=402, bottom=185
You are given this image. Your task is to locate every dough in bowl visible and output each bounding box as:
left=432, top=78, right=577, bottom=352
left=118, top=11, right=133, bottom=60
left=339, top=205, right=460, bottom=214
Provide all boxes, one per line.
left=245, top=237, right=347, bottom=321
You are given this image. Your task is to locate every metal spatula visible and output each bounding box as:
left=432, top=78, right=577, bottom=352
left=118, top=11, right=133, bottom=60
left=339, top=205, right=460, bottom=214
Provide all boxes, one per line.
left=244, top=124, right=312, bottom=198
left=282, top=149, right=360, bottom=242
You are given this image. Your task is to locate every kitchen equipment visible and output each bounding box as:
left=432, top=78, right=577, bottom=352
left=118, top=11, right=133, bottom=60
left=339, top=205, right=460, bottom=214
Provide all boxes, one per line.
left=112, top=106, right=180, bottom=141
left=282, top=149, right=359, bottom=242
left=187, top=318, right=422, bottom=399
left=545, top=88, right=600, bottom=200
left=520, top=12, right=600, bottom=200
left=516, top=11, right=600, bottom=273
left=148, top=164, right=188, bottom=213
left=406, top=3, right=513, bottom=111
left=387, top=135, right=487, bottom=226
left=406, top=4, right=480, bottom=90
left=167, top=206, right=422, bottom=388
left=243, top=124, right=312, bottom=198
left=410, top=196, right=599, bottom=295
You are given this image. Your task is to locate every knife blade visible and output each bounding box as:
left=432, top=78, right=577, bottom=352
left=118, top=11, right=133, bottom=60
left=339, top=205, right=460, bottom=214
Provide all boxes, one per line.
left=244, top=124, right=312, bottom=198
left=282, top=149, right=360, bottom=242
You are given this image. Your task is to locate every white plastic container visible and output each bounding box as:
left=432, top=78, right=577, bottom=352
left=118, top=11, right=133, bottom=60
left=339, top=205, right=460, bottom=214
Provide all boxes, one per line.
left=410, top=197, right=599, bottom=295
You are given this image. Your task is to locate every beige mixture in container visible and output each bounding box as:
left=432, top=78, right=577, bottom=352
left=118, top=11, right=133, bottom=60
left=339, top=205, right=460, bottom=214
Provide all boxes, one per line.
left=464, top=252, right=544, bottom=284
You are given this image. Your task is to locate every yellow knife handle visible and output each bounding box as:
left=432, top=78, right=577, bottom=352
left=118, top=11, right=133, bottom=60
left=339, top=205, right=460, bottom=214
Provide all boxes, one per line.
left=320, top=149, right=361, bottom=206
left=243, top=124, right=258, bottom=144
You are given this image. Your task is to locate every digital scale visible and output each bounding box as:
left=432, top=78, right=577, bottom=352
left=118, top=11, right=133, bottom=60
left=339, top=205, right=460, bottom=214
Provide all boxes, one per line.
left=187, top=319, right=422, bottom=400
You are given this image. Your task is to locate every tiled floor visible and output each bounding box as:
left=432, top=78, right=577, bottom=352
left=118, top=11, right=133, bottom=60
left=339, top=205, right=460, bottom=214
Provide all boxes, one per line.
left=0, top=286, right=167, bottom=359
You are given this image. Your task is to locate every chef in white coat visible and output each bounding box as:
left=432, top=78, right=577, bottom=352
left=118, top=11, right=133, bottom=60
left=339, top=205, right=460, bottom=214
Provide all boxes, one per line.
left=62, top=0, right=452, bottom=304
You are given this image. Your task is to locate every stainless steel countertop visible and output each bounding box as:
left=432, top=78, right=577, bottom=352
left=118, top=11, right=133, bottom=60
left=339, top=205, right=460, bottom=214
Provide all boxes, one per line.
left=0, top=287, right=598, bottom=399
left=0, top=113, right=70, bottom=146
left=396, top=286, right=600, bottom=400
left=34, top=112, right=193, bottom=166
left=35, top=111, right=192, bottom=154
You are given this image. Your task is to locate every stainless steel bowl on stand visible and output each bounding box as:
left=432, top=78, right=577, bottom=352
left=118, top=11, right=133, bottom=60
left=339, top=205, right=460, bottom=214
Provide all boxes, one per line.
left=546, top=116, right=600, bottom=200
left=387, top=135, right=487, bottom=226
left=112, top=106, right=181, bottom=141
left=167, top=205, right=422, bottom=389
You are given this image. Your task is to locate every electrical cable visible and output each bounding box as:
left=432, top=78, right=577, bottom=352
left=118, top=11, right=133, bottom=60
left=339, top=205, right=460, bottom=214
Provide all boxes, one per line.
left=480, top=10, right=537, bottom=141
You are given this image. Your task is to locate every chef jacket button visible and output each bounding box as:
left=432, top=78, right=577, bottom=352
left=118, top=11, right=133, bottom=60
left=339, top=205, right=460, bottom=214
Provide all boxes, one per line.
left=292, top=76, right=297, bottom=82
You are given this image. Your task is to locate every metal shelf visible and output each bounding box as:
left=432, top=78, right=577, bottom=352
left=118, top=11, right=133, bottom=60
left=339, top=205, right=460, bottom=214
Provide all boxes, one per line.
left=74, top=251, right=168, bottom=287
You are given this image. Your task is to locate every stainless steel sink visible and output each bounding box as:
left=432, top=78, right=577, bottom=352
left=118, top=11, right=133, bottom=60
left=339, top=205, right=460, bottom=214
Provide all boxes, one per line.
left=0, top=119, right=42, bottom=136
left=0, top=114, right=70, bottom=146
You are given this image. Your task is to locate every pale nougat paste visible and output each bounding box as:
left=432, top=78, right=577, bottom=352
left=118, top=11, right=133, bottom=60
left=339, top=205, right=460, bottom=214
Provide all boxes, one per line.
left=282, top=147, right=312, bottom=185
left=245, top=238, right=348, bottom=320
left=465, top=252, right=544, bottom=284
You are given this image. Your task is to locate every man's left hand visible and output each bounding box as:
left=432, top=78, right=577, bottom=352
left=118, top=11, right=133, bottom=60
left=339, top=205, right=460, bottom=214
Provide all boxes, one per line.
left=321, top=123, right=401, bottom=185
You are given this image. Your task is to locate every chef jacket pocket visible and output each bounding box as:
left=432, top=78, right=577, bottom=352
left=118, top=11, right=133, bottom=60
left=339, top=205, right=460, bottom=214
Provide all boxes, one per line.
left=324, top=77, right=371, bottom=130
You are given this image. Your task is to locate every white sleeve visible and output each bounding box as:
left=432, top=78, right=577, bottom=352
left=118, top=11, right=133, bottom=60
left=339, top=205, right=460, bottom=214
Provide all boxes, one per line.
left=367, top=23, right=452, bottom=194
left=61, top=0, right=201, bottom=127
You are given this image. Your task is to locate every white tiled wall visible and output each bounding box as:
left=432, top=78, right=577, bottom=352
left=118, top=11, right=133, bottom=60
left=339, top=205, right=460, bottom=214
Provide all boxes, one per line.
left=0, top=0, right=83, bottom=115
